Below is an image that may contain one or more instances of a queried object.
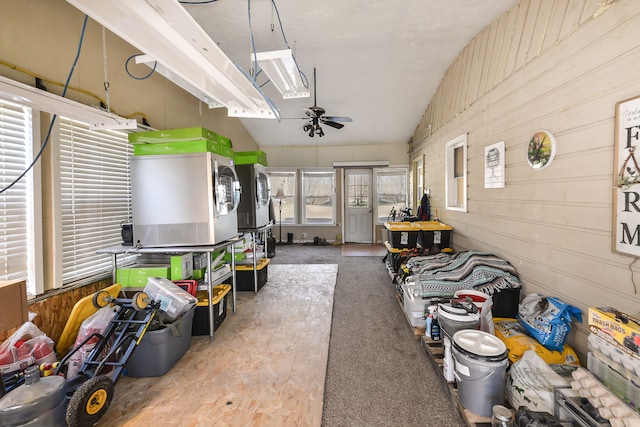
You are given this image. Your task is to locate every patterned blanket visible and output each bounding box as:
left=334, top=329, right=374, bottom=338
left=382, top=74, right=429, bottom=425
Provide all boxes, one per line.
left=403, top=250, right=521, bottom=298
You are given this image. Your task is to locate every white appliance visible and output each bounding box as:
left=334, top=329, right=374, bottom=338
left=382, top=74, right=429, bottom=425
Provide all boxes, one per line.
left=236, top=163, right=270, bottom=229
left=131, top=152, right=240, bottom=247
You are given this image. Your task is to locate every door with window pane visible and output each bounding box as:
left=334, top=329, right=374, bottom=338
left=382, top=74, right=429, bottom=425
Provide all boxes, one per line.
left=344, top=169, right=373, bottom=243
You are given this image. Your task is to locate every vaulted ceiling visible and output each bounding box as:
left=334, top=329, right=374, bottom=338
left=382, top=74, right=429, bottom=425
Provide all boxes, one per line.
left=185, top=0, right=516, bottom=147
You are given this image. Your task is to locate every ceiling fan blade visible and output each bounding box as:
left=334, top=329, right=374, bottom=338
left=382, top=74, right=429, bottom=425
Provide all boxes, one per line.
left=323, top=116, right=352, bottom=123
left=321, top=120, right=344, bottom=129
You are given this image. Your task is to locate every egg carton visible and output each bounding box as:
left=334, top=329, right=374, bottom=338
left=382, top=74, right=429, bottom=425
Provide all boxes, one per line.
left=570, top=367, right=640, bottom=426
left=589, top=333, right=640, bottom=377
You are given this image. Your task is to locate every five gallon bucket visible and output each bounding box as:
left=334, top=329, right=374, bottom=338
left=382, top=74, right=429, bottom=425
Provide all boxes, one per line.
left=452, top=329, right=509, bottom=418
left=454, top=290, right=494, bottom=334
left=437, top=299, right=480, bottom=342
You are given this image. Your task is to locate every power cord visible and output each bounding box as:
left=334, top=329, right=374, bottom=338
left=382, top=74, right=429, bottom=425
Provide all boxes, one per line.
left=0, top=15, right=89, bottom=195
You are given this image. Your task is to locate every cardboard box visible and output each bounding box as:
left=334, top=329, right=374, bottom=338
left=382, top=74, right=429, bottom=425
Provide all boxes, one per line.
left=0, top=280, right=29, bottom=333
left=116, top=264, right=171, bottom=289
left=588, top=307, right=640, bottom=360
left=171, top=253, right=193, bottom=280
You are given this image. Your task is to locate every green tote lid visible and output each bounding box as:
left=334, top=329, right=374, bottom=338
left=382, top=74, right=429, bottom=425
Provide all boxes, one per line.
left=235, top=150, right=268, bottom=166
left=128, top=127, right=231, bottom=146
left=129, top=127, right=234, bottom=158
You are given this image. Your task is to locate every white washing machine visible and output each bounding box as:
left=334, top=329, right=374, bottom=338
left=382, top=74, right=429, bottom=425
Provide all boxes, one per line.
left=236, top=163, right=270, bottom=229
left=131, top=151, right=240, bottom=247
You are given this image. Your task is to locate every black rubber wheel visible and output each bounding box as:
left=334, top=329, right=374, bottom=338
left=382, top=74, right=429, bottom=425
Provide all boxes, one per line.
left=92, top=290, right=111, bottom=309
left=131, top=291, right=149, bottom=311
left=66, top=375, right=114, bottom=427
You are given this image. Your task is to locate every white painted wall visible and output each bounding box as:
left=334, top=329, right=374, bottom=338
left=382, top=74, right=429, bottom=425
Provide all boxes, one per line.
left=411, top=0, right=640, bottom=359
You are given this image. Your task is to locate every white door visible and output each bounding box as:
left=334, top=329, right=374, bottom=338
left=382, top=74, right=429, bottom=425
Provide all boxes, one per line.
left=344, top=168, right=373, bottom=243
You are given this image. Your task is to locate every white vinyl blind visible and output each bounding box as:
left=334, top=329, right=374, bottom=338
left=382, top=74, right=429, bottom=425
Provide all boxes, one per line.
left=0, top=100, right=34, bottom=289
left=58, top=118, right=132, bottom=284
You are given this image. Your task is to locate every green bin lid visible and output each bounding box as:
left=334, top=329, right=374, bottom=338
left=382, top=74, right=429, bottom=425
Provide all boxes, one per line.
left=129, top=127, right=234, bottom=158
left=234, top=150, right=268, bottom=166
left=128, top=127, right=232, bottom=147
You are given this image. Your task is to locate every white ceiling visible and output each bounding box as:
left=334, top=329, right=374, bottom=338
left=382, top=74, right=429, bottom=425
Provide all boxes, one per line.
left=184, top=0, right=516, bottom=147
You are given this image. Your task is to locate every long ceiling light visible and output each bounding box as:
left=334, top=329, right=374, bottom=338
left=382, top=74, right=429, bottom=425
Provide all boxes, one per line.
left=0, top=75, right=136, bottom=130
left=65, top=0, right=280, bottom=121
left=253, top=50, right=309, bottom=99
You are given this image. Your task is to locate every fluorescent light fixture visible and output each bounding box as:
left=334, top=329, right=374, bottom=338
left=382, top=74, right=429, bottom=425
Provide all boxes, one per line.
left=65, top=0, right=280, bottom=121
left=253, top=50, right=310, bottom=99
left=0, top=75, right=137, bottom=130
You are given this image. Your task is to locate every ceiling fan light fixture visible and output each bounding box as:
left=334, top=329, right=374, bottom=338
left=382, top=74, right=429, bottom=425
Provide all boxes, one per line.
left=253, top=49, right=310, bottom=100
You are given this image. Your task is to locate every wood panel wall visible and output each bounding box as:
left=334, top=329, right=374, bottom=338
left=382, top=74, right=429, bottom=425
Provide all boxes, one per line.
left=410, top=0, right=640, bottom=359
left=0, top=280, right=111, bottom=347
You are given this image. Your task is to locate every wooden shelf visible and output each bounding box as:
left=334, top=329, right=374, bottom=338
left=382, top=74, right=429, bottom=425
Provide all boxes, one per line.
left=420, top=336, right=493, bottom=427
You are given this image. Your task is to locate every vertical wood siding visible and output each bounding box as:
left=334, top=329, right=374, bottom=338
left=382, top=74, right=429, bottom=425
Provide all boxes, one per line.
left=410, top=0, right=640, bottom=358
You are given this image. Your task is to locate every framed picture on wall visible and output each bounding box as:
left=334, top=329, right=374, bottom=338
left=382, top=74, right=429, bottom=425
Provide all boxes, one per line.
left=484, top=141, right=505, bottom=188
left=614, top=94, right=640, bottom=256
left=527, top=130, right=556, bottom=170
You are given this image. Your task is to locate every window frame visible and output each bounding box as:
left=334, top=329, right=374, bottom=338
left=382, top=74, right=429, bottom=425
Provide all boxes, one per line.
left=375, top=167, right=409, bottom=224
left=445, top=133, right=468, bottom=212
left=0, top=98, right=43, bottom=296
left=267, top=169, right=298, bottom=224
left=51, top=117, right=134, bottom=287
left=301, top=169, right=336, bottom=225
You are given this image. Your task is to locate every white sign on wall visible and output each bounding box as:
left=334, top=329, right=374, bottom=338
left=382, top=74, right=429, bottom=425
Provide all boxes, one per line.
left=614, top=94, right=640, bottom=256
left=484, top=141, right=505, bottom=189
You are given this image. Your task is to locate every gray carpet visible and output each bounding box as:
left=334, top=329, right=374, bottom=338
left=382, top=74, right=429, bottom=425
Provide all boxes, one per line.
left=270, top=244, right=465, bottom=427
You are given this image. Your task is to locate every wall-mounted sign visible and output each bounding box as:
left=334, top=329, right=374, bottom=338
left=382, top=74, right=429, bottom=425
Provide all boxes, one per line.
left=527, top=130, right=556, bottom=170
left=484, top=141, right=505, bottom=188
left=614, top=94, right=640, bottom=256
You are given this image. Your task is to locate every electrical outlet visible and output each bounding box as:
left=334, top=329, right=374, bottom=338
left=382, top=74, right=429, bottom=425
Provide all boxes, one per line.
left=301, top=232, right=307, bottom=239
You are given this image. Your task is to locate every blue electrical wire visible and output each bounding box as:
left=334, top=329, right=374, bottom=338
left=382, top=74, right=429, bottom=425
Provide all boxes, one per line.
left=0, top=15, right=89, bottom=195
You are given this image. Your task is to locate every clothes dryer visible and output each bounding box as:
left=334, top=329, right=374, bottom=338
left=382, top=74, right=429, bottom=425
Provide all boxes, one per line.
left=131, top=151, right=240, bottom=246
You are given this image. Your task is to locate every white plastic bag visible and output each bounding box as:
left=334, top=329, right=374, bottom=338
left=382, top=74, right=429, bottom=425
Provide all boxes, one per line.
left=506, top=349, right=572, bottom=414
left=66, top=306, right=117, bottom=378
left=0, top=316, right=56, bottom=375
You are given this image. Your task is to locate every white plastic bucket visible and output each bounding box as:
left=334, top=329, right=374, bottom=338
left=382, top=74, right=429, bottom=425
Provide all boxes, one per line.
left=437, top=301, right=480, bottom=341
left=452, top=329, right=509, bottom=418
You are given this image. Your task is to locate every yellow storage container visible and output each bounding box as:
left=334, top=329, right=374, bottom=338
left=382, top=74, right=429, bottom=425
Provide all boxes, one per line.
left=416, top=221, right=453, bottom=253
left=193, top=284, right=231, bottom=335
left=384, top=222, right=421, bottom=248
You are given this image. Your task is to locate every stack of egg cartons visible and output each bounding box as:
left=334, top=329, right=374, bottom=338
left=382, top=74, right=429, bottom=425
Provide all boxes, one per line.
left=587, top=307, right=640, bottom=423
left=570, top=367, right=640, bottom=426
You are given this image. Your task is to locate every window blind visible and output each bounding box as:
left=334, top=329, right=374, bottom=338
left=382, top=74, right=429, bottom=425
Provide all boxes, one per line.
left=58, top=118, right=132, bottom=284
left=0, top=100, right=33, bottom=288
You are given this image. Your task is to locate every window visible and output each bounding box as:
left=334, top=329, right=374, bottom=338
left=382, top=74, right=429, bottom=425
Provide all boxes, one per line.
left=302, top=170, right=335, bottom=224
left=376, top=168, right=408, bottom=222
left=446, top=133, right=467, bottom=212
left=268, top=170, right=296, bottom=224
left=55, top=118, right=133, bottom=285
left=0, top=99, right=42, bottom=295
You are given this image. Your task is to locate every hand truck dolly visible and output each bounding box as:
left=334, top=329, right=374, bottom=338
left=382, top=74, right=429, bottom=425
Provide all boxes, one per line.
left=55, top=290, right=160, bottom=426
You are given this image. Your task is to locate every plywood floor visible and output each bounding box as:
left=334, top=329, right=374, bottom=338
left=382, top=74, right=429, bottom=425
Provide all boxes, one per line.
left=96, top=264, right=338, bottom=426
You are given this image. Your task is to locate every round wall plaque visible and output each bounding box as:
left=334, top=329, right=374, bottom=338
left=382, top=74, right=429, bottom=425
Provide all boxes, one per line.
left=527, top=130, right=556, bottom=170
